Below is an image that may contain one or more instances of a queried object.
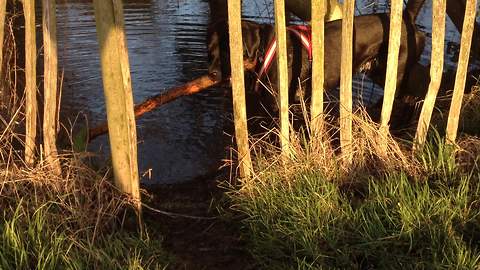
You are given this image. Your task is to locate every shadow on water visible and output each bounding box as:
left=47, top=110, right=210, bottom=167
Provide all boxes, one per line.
left=55, top=0, right=476, bottom=184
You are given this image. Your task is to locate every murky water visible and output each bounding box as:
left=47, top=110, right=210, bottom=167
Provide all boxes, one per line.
left=55, top=0, right=476, bottom=184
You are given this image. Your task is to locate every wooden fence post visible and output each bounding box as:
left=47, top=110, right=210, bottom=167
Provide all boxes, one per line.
left=446, top=0, right=480, bottom=61
left=93, top=0, right=141, bottom=215
left=274, top=0, right=290, bottom=157
left=379, top=0, right=403, bottom=147
left=310, top=0, right=325, bottom=138
left=339, top=0, right=354, bottom=163
left=23, top=0, right=37, bottom=166
left=446, top=0, right=477, bottom=144
left=226, top=0, right=253, bottom=178
left=414, top=0, right=447, bottom=151
left=0, top=0, right=6, bottom=75
left=42, top=0, right=61, bottom=174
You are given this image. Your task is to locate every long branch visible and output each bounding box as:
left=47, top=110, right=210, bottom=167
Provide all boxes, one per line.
left=88, top=75, right=221, bottom=141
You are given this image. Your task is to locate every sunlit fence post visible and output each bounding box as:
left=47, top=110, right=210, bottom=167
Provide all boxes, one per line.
left=414, top=0, right=447, bottom=152
left=227, top=0, right=253, bottom=178
left=274, top=0, right=290, bottom=157
left=42, top=0, right=61, bottom=174
left=446, top=0, right=480, bottom=61
left=339, top=0, right=354, bottom=163
left=310, top=0, right=325, bottom=137
left=0, top=0, right=6, bottom=75
left=23, top=0, right=37, bottom=166
left=379, top=0, right=403, bottom=148
left=446, top=0, right=477, bottom=144
left=93, top=0, right=141, bottom=216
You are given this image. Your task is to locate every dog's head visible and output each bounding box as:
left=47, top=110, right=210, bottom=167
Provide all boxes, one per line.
left=207, top=20, right=271, bottom=82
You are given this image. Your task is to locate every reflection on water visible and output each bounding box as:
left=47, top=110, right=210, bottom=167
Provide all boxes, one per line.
left=56, top=0, right=474, bottom=184
left=58, top=0, right=224, bottom=184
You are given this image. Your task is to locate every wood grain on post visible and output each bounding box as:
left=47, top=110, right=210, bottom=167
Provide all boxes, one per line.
left=414, top=0, right=446, bottom=151
left=274, top=0, right=290, bottom=157
left=379, top=0, right=403, bottom=144
left=23, top=0, right=37, bottom=166
left=42, top=0, right=61, bottom=174
left=310, top=0, right=325, bottom=138
left=93, top=0, right=141, bottom=214
left=0, top=0, right=6, bottom=75
left=446, top=0, right=477, bottom=144
left=227, top=0, right=253, bottom=178
left=339, top=0, right=354, bottom=163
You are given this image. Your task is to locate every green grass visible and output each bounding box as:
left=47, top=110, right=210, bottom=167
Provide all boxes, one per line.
left=229, top=133, right=480, bottom=269
left=0, top=152, right=171, bottom=270
left=0, top=201, right=170, bottom=270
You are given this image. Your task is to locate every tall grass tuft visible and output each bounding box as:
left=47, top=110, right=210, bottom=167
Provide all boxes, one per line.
left=229, top=103, right=480, bottom=269
left=0, top=128, right=171, bottom=269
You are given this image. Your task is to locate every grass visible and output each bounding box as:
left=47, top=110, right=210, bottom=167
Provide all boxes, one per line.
left=228, top=106, right=480, bottom=269
left=0, top=148, right=171, bottom=270
left=0, top=11, right=170, bottom=268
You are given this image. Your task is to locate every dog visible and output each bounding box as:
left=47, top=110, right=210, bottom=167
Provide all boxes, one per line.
left=207, top=0, right=426, bottom=125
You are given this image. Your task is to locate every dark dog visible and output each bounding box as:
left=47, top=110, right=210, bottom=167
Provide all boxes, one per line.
left=207, top=0, right=426, bottom=122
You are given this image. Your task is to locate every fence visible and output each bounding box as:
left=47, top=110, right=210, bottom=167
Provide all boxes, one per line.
left=0, top=0, right=478, bottom=223
left=227, top=0, right=478, bottom=169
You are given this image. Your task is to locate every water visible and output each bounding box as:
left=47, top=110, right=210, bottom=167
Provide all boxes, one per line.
left=55, top=0, right=475, bottom=184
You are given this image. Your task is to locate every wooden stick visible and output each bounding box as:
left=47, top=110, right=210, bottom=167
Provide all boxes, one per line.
left=227, top=0, right=253, bottom=178
left=88, top=75, right=220, bottom=141
left=23, top=0, right=37, bottom=166
left=0, top=0, right=6, bottom=76
left=42, top=0, right=61, bottom=174
left=446, top=0, right=480, bottom=61
left=446, top=0, right=477, bottom=144
left=339, top=0, right=354, bottom=163
left=379, top=0, right=403, bottom=148
left=310, top=0, right=326, bottom=138
left=274, top=0, right=290, bottom=157
left=414, top=0, right=446, bottom=152
left=93, top=0, right=141, bottom=218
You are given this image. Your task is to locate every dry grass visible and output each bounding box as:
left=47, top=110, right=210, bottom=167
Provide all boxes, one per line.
left=0, top=9, right=170, bottom=268
left=228, top=87, right=480, bottom=269
left=242, top=106, right=421, bottom=194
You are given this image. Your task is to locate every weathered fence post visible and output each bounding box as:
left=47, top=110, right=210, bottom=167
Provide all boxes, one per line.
left=339, top=0, right=354, bottom=163
left=93, top=0, right=141, bottom=216
left=379, top=0, right=403, bottom=148
left=23, top=0, right=37, bottom=166
left=42, top=0, right=61, bottom=174
left=446, top=0, right=477, bottom=144
left=310, top=0, right=326, bottom=137
left=227, top=0, right=253, bottom=178
left=0, top=0, right=6, bottom=75
left=446, top=0, right=480, bottom=61
left=274, top=0, right=290, bottom=157
left=414, top=0, right=447, bottom=151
